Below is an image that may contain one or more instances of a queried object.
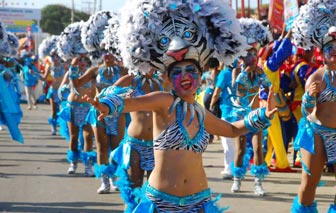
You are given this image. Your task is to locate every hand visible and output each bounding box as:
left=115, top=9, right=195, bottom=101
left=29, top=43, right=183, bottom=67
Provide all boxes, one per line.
left=265, top=86, right=278, bottom=119
left=209, top=104, right=215, bottom=113
left=71, top=56, right=80, bottom=67
left=285, top=29, right=292, bottom=39
left=82, top=95, right=109, bottom=121
left=307, top=81, right=321, bottom=97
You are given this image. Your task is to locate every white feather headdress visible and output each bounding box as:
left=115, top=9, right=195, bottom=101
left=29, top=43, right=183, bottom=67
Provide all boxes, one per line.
left=38, top=35, right=59, bottom=60
left=81, top=11, right=112, bottom=53
left=292, top=0, right=336, bottom=49
left=0, top=19, right=8, bottom=56
left=117, top=0, right=248, bottom=73
left=102, top=12, right=121, bottom=61
left=239, top=18, right=272, bottom=46
left=7, top=32, right=19, bottom=57
left=57, top=21, right=87, bottom=60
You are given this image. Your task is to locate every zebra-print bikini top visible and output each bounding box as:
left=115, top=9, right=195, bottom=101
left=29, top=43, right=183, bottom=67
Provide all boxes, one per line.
left=154, top=121, right=210, bottom=153
left=317, top=70, right=336, bottom=103
left=154, top=96, right=210, bottom=153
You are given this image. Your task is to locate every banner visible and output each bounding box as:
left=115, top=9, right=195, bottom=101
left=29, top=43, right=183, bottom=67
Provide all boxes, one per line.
left=0, top=7, right=40, bottom=33
left=268, top=0, right=284, bottom=33
left=284, top=0, right=299, bottom=30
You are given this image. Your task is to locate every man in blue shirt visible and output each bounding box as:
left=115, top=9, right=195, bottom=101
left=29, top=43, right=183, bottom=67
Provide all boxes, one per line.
left=210, top=62, right=236, bottom=179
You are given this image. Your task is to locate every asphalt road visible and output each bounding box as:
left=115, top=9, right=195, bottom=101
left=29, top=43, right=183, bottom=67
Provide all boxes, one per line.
left=0, top=103, right=334, bottom=213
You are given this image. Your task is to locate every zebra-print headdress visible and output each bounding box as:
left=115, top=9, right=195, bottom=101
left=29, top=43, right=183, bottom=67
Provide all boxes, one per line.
left=38, top=35, right=59, bottom=60
left=239, top=18, right=272, bottom=47
left=292, top=0, right=336, bottom=49
left=57, top=21, right=87, bottom=60
left=117, top=0, right=248, bottom=74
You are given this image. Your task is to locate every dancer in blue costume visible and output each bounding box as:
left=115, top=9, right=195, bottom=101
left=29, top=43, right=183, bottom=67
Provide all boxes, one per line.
left=291, top=1, right=336, bottom=212
left=39, top=36, right=63, bottom=135
left=57, top=21, right=96, bottom=176
left=230, top=18, right=272, bottom=196
left=93, top=69, right=163, bottom=211
left=84, top=0, right=277, bottom=212
left=21, top=53, right=39, bottom=110
left=74, top=11, right=128, bottom=193
left=0, top=25, right=24, bottom=143
left=71, top=52, right=127, bottom=193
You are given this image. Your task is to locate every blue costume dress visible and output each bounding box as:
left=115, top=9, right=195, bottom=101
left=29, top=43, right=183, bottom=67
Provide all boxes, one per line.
left=47, top=64, right=65, bottom=130
left=0, top=63, right=24, bottom=143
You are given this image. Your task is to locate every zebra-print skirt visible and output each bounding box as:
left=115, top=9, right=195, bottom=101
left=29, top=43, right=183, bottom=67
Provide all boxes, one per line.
left=145, top=184, right=211, bottom=212
left=311, top=122, right=336, bottom=163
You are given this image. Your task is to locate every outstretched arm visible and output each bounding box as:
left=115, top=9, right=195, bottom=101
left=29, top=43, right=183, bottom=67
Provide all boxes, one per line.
left=83, top=91, right=172, bottom=121
left=205, top=87, right=277, bottom=137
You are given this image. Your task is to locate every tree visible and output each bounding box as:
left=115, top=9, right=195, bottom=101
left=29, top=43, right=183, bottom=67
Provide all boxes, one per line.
left=40, top=4, right=90, bottom=35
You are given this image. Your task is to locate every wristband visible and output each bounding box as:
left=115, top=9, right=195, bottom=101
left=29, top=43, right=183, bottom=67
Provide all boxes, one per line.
left=302, top=91, right=316, bottom=109
left=69, top=65, right=79, bottom=79
left=244, top=107, right=272, bottom=133
left=100, top=95, right=124, bottom=116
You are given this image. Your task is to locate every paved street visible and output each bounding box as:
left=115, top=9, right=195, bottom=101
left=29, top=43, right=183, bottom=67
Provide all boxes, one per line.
left=0, top=103, right=334, bottom=213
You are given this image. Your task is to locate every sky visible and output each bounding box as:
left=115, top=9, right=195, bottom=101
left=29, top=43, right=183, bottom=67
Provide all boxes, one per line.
left=1, top=0, right=270, bottom=14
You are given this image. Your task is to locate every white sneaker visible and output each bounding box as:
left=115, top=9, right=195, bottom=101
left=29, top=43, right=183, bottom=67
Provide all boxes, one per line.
left=97, top=175, right=110, bottom=194
left=231, top=178, right=241, bottom=193
left=110, top=177, right=119, bottom=191
left=84, top=163, right=95, bottom=177
left=51, top=125, right=57, bottom=135
left=68, top=163, right=77, bottom=174
left=254, top=178, right=265, bottom=196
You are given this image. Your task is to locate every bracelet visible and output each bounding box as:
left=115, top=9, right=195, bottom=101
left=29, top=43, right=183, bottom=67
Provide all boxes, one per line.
left=243, top=107, right=272, bottom=133
left=100, top=95, right=124, bottom=116
left=69, top=65, right=79, bottom=79
left=302, top=91, right=316, bottom=109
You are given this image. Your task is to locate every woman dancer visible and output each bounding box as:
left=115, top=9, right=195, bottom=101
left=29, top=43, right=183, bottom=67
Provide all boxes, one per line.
left=84, top=0, right=277, bottom=212
left=71, top=52, right=127, bottom=193
left=57, top=22, right=96, bottom=176
left=39, top=36, right=63, bottom=135
left=76, top=11, right=126, bottom=193
left=291, top=1, right=336, bottom=212
left=230, top=18, right=272, bottom=196
left=0, top=25, right=24, bottom=143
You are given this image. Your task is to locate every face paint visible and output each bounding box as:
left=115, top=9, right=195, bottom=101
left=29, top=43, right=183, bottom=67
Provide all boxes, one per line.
left=245, top=49, right=258, bottom=66
left=171, top=64, right=200, bottom=93
left=323, top=42, right=336, bottom=60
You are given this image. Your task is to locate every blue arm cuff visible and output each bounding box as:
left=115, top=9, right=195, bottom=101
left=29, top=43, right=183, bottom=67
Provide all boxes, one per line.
left=302, top=91, right=316, bottom=109
left=99, top=95, right=124, bottom=116
left=244, top=108, right=272, bottom=133
left=69, top=65, right=79, bottom=79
